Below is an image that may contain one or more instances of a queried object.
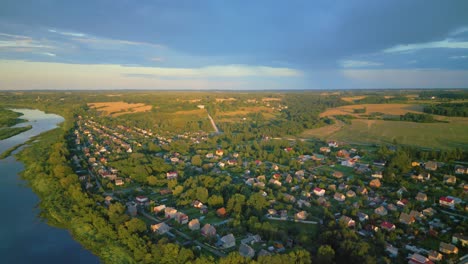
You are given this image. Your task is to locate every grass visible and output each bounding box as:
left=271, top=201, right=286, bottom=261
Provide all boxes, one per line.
left=302, top=117, right=468, bottom=150
left=0, top=125, right=32, bottom=140
left=87, top=101, right=152, bottom=116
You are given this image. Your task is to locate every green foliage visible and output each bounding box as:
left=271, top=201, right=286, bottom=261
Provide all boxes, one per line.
left=423, top=102, right=468, bottom=117
left=0, top=125, right=32, bottom=140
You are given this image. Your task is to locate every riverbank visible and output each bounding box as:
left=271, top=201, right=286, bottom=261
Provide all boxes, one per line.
left=0, top=108, right=99, bottom=264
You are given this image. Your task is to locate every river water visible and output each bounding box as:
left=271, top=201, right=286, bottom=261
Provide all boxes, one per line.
left=0, top=109, right=99, bottom=263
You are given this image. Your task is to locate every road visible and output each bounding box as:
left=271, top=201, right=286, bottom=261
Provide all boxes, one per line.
left=207, top=112, right=220, bottom=133
left=140, top=211, right=226, bottom=257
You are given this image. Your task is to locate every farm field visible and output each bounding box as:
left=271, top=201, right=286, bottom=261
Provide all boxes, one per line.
left=216, top=106, right=278, bottom=122
left=88, top=101, right=152, bottom=116
left=302, top=118, right=468, bottom=149
left=319, top=103, right=423, bottom=117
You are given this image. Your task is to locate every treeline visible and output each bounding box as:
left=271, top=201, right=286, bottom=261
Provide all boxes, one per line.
left=354, top=95, right=408, bottom=104
left=383, top=112, right=436, bottom=123
left=418, top=90, right=468, bottom=100
left=423, top=102, right=468, bottom=117
left=0, top=107, right=27, bottom=127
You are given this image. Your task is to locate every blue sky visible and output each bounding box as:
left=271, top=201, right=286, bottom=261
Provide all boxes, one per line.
left=1, top=0, right=468, bottom=90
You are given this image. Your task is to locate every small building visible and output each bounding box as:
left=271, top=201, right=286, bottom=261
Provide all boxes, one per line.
left=443, top=175, right=457, bottom=185
left=369, top=179, right=381, bottom=188
left=332, top=171, right=344, bottom=179
left=334, top=192, right=346, bottom=202
left=313, top=187, right=325, bottom=196
left=399, top=212, right=415, bottom=225
left=357, top=212, right=369, bottom=222
left=381, top=221, right=396, bottom=231
left=371, top=171, right=383, bottom=179
left=220, top=233, right=236, bottom=248
left=166, top=171, right=178, bottom=180
left=153, top=204, right=166, bottom=214
left=126, top=202, right=138, bottom=217
left=201, top=224, right=216, bottom=237
left=439, top=197, right=455, bottom=209
left=375, top=206, right=388, bottom=216
left=385, top=244, right=398, bottom=257
left=425, top=161, right=438, bottom=171
left=427, top=251, right=442, bottom=262
left=188, top=219, right=200, bottom=231
left=408, top=253, right=433, bottom=264
left=239, top=244, right=255, bottom=258
left=452, top=233, right=468, bottom=247
left=423, top=207, right=436, bottom=217
left=346, top=190, right=356, bottom=198
left=217, top=207, right=227, bottom=218
left=115, top=178, right=124, bottom=186
left=164, top=207, right=178, bottom=219
left=356, top=186, right=368, bottom=195
left=136, top=196, right=148, bottom=204
left=439, top=242, right=458, bottom=254
left=176, top=212, right=189, bottom=224
left=339, top=216, right=355, bottom=228
left=416, top=192, right=428, bottom=202
left=151, top=222, right=171, bottom=235
left=295, top=211, right=308, bottom=220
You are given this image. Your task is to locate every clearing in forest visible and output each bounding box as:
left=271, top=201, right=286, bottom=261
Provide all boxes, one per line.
left=319, top=104, right=423, bottom=117
left=87, top=102, right=152, bottom=116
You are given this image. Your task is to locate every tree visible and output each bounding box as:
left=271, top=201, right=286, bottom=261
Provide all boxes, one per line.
left=207, top=194, right=224, bottom=207
left=147, top=175, right=158, bottom=186
left=247, top=192, right=268, bottom=212
left=226, top=194, right=246, bottom=215
left=125, top=218, right=147, bottom=233
left=317, top=244, right=335, bottom=264
left=195, top=187, right=209, bottom=203
left=191, top=155, right=202, bottom=167
left=108, top=203, right=130, bottom=225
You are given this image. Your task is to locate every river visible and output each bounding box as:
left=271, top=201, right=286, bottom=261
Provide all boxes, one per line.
left=0, top=109, right=99, bottom=263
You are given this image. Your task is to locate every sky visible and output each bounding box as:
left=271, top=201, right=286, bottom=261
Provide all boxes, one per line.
left=1, top=0, right=468, bottom=90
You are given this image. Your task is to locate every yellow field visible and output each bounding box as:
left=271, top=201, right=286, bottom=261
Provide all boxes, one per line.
left=341, top=96, right=367, bottom=103
left=88, top=102, right=152, bottom=116
left=319, top=104, right=423, bottom=117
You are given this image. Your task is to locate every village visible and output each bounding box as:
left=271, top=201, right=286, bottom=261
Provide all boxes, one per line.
left=70, top=114, right=467, bottom=264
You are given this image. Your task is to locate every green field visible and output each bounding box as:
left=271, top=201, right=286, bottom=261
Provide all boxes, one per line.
left=304, top=118, right=468, bottom=150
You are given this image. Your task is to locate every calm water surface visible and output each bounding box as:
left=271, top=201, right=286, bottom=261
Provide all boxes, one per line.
left=0, top=109, right=99, bottom=263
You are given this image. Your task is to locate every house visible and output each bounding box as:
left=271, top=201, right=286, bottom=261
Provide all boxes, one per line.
left=412, top=161, right=421, bottom=167
left=279, top=210, right=288, bottom=219
left=295, top=211, right=308, bottom=220
left=332, top=171, right=344, bottom=179
left=387, top=203, right=398, bottom=211
left=375, top=206, right=388, bottom=216
left=341, top=159, right=356, bottom=167
left=356, top=186, right=368, bottom=195
left=164, top=207, right=178, bottom=219
left=220, top=234, right=236, bottom=248
left=320, top=147, right=331, bottom=153
left=443, top=175, right=457, bottom=185
left=151, top=222, right=171, bottom=235
left=369, top=179, right=381, bottom=188
left=334, top=192, right=346, bottom=202
left=170, top=157, right=179, bottom=163
left=416, top=192, right=428, bottom=202
left=205, top=153, right=214, bottom=159
left=153, top=204, right=166, bottom=214
left=239, top=244, right=255, bottom=258
left=217, top=207, right=227, bottom=218
left=408, top=253, right=434, bottom=264
left=268, top=209, right=277, bottom=216
left=176, top=212, right=189, bottom=224
left=328, top=184, right=337, bottom=191
left=127, top=202, right=138, bottom=217
left=269, top=179, right=282, bottom=186
left=188, top=219, right=200, bottom=231
left=357, top=212, right=369, bottom=222
left=338, top=183, right=349, bottom=191
left=339, top=215, right=355, bottom=228
left=201, top=224, right=216, bottom=237
left=115, top=178, right=124, bottom=186
left=166, top=171, right=178, bottom=180
left=454, top=165, right=467, bottom=174
left=373, top=160, right=386, bottom=167
left=439, top=197, right=455, bottom=209
left=135, top=196, right=148, bottom=204
left=346, top=190, right=356, bottom=198
left=285, top=174, right=293, bottom=183
left=381, top=221, right=396, bottom=231
left=399, top=212, right=415, bottom=225
left=297, top=199, right=311, bottom=208
left=313, top=187, right=325, bottom=196
left=192, top=200, right=204, bottom=209
left=371, top=171, right=383, bottom=179
left=385, top=244, right=398, bottom=257
left=427, top=251, right=442, bottom=262
left=425, top=161, right=438, bottom=171
left=452, top=233, right=468, bottom=247
left=409, top=210, right=423, bottom=220
left=215, top=149, right=224, bottom=156
left=397, top=199, right=409, bottom=207
left=439, top=242, right=458, bottom=254
left=423, top=207, right=436, bottom=217
left=241, top=234, right=261, bottom=245
left=336, top=149, right=350, bottom=158
left=283, top=193, right=296, bottom=203
left=328, top=141, right=338, bottom=148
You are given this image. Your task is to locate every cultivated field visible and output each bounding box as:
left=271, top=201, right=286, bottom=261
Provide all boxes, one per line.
left=216, top=106, right=277, bottom=122
left=302, top=103, right=468, bottom=149
left=319, top=103, right=423, bottom=117
left=87, top=102, right=152, bottom=116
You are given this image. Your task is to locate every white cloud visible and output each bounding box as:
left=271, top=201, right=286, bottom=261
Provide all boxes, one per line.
left=384, top=39, right=468, bottom=53
left=449, top=55, right=468, bottom=59
left=39, top=52, right=56, bottom=57
left=340, top=60, right=382, bottom=68
left=48, top=29, right=86, bottom=37
left=450, top=26, right=468, bottom=36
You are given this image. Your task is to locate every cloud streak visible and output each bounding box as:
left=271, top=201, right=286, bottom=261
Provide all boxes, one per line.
left=340, top=60, right=382, bottom=68
left=384, top=39, right=468, bottom=53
